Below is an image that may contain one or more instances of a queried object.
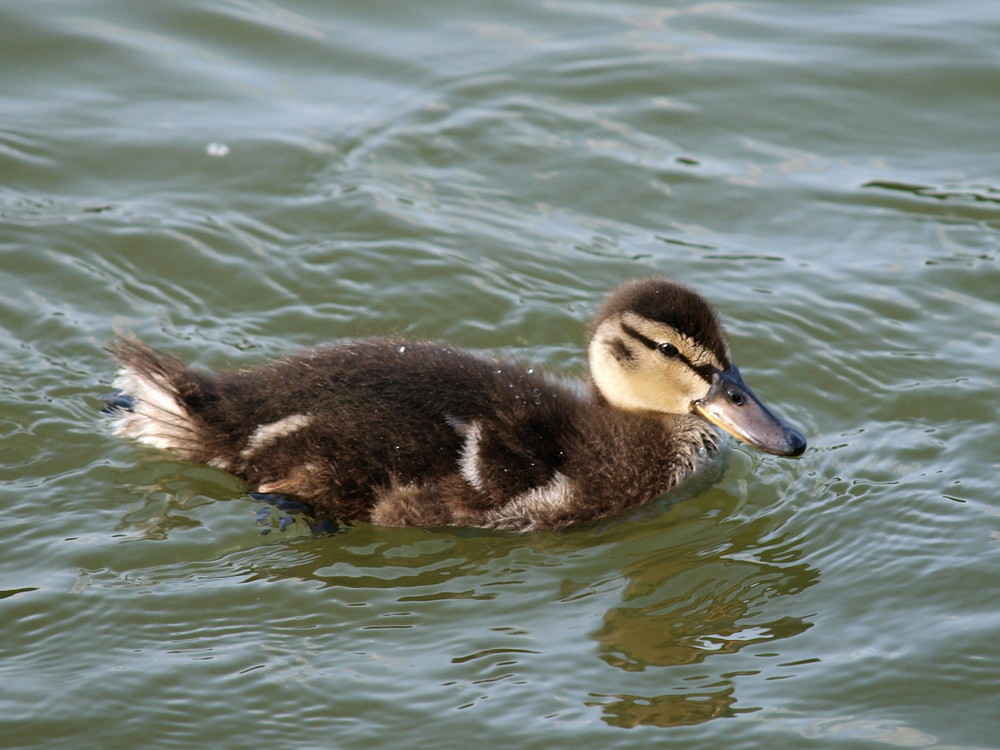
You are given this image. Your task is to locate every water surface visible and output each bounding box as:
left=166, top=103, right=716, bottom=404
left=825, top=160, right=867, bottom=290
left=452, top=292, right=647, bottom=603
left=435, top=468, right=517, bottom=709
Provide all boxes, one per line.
left=2, top=1, right=998, bottom=748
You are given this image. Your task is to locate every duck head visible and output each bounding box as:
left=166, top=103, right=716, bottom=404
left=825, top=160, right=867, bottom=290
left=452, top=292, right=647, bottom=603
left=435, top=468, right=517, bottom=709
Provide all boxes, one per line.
left=588, top=278, right=807, bottom=457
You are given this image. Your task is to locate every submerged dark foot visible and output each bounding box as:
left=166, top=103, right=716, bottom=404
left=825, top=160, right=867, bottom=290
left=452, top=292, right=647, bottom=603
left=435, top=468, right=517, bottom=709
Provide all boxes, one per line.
left=100, top=391, right=135, bottom=414
left=305, top=516, right=344, bottom=535
left=248, top=491, right=313, bottom=513
left=249, top=491, right=344, bottom=535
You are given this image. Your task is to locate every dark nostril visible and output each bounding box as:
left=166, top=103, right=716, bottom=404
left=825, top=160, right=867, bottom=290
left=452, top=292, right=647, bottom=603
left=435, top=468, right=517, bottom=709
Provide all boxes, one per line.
left=728, top=390, right=745, bottom=406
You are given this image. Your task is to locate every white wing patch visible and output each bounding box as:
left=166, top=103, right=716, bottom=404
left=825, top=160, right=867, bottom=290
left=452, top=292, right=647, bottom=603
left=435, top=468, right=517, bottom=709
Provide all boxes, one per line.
left=240, top=414, right=314, bottom=458
left=458, top=421, right=485, bottom=492
left=443, top=414, right=469, bottom=435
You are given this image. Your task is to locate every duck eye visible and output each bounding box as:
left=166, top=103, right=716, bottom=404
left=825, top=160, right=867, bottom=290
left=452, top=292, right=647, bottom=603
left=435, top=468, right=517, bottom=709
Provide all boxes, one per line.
left=657, top=342, right=679, bottom=358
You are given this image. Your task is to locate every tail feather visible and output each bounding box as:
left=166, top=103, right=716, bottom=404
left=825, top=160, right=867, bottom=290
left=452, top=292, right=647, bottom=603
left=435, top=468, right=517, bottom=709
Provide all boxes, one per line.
left=107, top=335, right=211, bottom=459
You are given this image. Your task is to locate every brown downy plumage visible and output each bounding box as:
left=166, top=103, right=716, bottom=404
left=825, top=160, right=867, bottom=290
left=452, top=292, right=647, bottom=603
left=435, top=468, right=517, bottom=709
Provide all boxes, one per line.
left=105, top=278, right=806, bottom=531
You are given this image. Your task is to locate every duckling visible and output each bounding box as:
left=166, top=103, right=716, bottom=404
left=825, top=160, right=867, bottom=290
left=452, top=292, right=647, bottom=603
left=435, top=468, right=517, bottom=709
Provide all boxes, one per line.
left=105, top=278, right=805, bottom=531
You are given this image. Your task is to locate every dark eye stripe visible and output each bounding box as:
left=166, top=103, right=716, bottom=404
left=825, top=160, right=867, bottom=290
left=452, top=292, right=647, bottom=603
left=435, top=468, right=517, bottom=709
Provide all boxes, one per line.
left=620, top=322, right=714, bottom=383
left=608, top=338, right=635, bottom=364
left=691, top=363, right=716, bottom=382
left=620, top=322, right=658, bottom=350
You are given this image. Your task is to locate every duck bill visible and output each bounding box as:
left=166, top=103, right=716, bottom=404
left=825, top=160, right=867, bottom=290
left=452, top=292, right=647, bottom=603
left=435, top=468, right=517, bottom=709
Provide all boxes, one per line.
left=693, top=367, right=807, bottom=457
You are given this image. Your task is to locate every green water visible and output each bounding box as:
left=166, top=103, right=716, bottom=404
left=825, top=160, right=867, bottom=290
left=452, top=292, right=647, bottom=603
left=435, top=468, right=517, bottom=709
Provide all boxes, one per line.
left=2, top=0, right=998, bottom=748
